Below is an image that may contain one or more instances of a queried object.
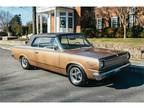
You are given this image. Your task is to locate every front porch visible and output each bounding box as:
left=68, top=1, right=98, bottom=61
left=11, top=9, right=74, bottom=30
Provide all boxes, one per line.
left=36, top=7, right=75, bottom=34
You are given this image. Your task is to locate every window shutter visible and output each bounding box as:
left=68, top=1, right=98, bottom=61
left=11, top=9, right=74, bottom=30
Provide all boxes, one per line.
left=117, top=16, right=120, bottom=28
left=102, top=18, right=104, bottom=29
left=109, top=18, right=111, bottom=28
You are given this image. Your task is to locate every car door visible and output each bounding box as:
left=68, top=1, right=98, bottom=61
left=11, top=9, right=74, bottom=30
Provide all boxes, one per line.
left=32, top=37, right=60, bottom=73
left=27, top=37, right=41, bottom=65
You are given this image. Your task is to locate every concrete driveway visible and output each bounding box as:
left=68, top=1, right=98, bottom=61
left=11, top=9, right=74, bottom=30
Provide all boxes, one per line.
left=0, top=48, right=144, bottom=102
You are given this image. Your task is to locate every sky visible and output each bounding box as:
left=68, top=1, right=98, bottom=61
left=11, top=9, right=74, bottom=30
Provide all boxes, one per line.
left=0, top=7, right=32, bottom=25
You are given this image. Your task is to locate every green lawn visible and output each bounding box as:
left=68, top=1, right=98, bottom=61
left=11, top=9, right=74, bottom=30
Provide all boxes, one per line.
left=88, top=38, right=144, bottom=46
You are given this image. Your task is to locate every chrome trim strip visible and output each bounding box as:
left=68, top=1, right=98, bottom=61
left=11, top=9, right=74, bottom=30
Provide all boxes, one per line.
left=101, top=63, right=130, bottom=75
left=93, top=63, right=130, bottom=80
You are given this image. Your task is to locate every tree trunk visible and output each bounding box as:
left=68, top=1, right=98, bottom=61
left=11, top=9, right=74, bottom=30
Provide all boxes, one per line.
left=32, top=7, right=37, bottom=34
left=123, top=25, right=126, bottom=38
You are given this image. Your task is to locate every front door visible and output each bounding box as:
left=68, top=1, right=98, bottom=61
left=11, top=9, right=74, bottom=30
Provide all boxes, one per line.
left=31, top=36, right=60, bottom=72
left=38, top=48, right=60, bottom=72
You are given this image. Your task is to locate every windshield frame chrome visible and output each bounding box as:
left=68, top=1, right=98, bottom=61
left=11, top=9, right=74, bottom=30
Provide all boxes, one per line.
left=57, top=34, right=93, bottom=50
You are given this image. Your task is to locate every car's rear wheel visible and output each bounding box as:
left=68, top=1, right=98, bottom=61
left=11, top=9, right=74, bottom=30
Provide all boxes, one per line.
left=20, top=56, right=31, bottom=69
left=67, top=64, right=88, bottom=86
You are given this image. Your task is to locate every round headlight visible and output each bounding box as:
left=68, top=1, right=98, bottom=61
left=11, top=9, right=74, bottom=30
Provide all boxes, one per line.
left=99, top=61, right=104, bottom=69
left=126, top=53, right=130, bottom=59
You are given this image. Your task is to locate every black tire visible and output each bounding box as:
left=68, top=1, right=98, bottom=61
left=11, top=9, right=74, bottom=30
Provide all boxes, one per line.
left=67, top=64, right=88, bottom=86
left=20, top=56, right=31, bottom=70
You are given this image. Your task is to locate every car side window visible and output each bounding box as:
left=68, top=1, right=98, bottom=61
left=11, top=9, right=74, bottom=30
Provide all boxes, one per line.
left=31, top=37, right=40, bottom=47
left=31, top=37, right=57, bottom=49
left=39, top=37, right=55, bottom=49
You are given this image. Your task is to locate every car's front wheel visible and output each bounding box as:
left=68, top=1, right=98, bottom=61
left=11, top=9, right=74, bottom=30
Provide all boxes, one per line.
left=20, top=56, right=31, bottom=69
left=68, top=64, right=88, bottom=86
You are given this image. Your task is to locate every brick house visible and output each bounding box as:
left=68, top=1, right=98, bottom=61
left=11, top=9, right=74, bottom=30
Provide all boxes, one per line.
left=95, top=7, right=136, bottom=30
left=36, top=7, right=144, bottom=34
left=36, top=7, right=96, bottom=34
left=36, top=7, right=75, bottom=34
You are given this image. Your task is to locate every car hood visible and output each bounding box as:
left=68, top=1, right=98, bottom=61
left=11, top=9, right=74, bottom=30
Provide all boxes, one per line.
left=64, top=47, right=127, bottom=59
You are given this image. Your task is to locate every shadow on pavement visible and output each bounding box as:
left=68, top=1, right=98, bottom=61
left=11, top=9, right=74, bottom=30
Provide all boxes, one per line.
left=87, top=65, right=144, bottom=89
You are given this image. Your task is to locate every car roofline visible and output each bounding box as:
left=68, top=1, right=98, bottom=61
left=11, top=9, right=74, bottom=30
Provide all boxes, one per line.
left=32, top=33, right=85, bottom=38
left=27, top=33, right=87, bottom=46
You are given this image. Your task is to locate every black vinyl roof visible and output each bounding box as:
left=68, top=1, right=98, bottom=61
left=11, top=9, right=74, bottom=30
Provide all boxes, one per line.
left=27, top=33, right=86, bottom=46
left=33, top=33, right=84, bottom=38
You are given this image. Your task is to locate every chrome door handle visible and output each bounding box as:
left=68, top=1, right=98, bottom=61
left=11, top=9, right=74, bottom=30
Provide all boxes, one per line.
left=35, top=52, right=39, bottom=54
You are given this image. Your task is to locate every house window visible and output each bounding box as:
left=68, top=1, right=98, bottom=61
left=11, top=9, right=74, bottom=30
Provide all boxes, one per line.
left=59, top=11, right=73, bottom=30
left=60, top=12, right=66, bottom=28
left=68, top=12, right=73, bottom=16
left=68, top=12, right=73, bottom=28
left=60, top=12, right=66, bottom=16
left=129, top=14, right=135, bottom=27
left=97, top=18, right=102, bottom=30
left=60, top=17, right=66, bottom=28
left=129, top=7, right=135, bottom=14
left=111, top=16, right=118, bottom=28
left=68, top=17, right=73, bottom=28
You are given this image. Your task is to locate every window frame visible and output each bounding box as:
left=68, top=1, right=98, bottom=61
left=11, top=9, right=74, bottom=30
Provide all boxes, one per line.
left=68, top=12, right=73, bottom=29
left=31, top=37, right=40, bottom=47
left=31, top=36, right=59, bottom=50
left=60, top=12, right=66, bottom=16
left=59, top=35, right=92, bottom=50
left=129, top=14, right=135, bottom=27
left=60, top=17, right=66, bottom=28
left=97, top=18, right=103, bottom=30
left=68, top=17, right=73, bottom=28
left=111, top=16, right=118, bottom=28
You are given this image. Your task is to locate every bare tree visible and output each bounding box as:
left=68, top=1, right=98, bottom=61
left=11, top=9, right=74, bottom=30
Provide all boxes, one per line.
left=112, top=7, right=131, bottom=38
left=96, top=7, right=133, bottom=38
left=18, top=7, right=37, bottom=34
left=95, top=7, right=144, bottom=38
left=95, top=7, right=113, bottom=28
left=0, top=10, right=12, bottom=34
left=114, top=7, right=144, bottom=38
left=135, top=7, right=144, bottom=26
left=95, top=7, right=112, bottom=19
left=32, top=7, right=37, bottom=34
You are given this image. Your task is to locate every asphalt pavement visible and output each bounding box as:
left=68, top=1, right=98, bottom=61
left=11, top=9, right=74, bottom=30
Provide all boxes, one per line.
left=0, top=48, right=144, bottom=102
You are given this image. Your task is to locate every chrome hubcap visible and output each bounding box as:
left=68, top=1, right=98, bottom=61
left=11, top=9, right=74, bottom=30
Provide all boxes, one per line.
left=21, top=57, right=28, bottom=68
left=70, top=67, right=82, bottom=84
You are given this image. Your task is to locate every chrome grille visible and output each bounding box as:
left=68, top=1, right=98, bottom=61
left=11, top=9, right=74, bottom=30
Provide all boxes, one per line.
left=104, top=54, right=128, bottom=68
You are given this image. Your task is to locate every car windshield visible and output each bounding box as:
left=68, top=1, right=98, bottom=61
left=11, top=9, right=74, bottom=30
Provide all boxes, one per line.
left=59, top=34, right=92, bottom=49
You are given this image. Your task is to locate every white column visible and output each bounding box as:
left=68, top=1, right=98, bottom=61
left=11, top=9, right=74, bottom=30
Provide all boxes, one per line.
left=40, top=15, right=43, bottom=33
left=48, top=13, right=51, bottom=33
left=36, top=15, right=39, bottom=34
left=54, top=9, right=57, bottom=32
left=57, top=11, right=60, bottom=32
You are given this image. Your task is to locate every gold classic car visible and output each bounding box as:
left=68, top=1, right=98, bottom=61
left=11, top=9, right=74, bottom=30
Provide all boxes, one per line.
left=11, top=33, right=130, bottom=86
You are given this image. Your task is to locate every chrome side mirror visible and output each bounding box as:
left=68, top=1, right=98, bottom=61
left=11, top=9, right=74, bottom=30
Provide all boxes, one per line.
left=53, top=44, right=59, bottom=50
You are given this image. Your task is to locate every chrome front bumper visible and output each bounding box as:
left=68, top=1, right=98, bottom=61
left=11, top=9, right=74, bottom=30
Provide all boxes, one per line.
left=93, top=63, right=131, bottom=80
